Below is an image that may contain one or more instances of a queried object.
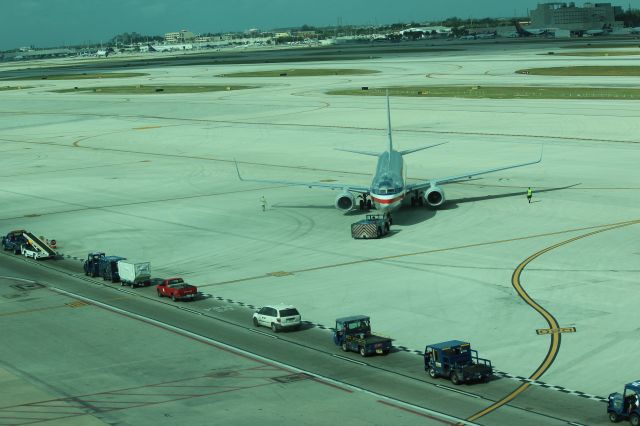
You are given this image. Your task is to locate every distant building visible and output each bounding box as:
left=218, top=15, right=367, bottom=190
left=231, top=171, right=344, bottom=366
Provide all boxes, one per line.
left=530, top=2, right=621, bottom=31
left=164, top=30, right=195, bottom=43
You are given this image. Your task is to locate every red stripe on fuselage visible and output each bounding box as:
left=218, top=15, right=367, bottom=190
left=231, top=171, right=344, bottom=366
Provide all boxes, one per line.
left=371, top=194, right=404, bottom=205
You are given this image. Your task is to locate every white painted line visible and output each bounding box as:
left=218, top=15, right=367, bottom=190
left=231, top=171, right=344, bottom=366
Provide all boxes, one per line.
left=331, top=354, right=368, bottom=366
left=49, top=286, right=477, bottom=426
left=435, top=384, right=481, bottom=399
left=248, top=329, right=278, bottom=339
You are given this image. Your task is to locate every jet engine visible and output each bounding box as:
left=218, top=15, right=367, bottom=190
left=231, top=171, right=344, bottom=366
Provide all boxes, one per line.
left=335, top=192, right=356, bottom=212
left=425, top=186, right=445, bottom=207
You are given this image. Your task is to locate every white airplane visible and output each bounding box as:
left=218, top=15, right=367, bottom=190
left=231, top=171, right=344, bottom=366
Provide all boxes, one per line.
left=235, top=94, right=542, bottom=218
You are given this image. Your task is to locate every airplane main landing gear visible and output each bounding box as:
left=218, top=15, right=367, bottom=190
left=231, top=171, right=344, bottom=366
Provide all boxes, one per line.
left=410, top=191, right=424, bottom=207
left=359, top=194, right=373, bottom=211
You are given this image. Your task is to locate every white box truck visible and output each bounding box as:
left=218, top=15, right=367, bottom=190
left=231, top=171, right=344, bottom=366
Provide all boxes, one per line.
left=117, top=260, right=151, bottom=288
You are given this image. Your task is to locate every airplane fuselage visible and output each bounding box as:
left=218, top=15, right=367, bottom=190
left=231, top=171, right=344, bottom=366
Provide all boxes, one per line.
left=369, top=149, right=406, bottom=212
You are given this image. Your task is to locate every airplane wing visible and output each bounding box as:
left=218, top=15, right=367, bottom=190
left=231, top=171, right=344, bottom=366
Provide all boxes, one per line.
left=234, top=161, right=370, bottom=194
left=406, top=147, right=543, bottom=192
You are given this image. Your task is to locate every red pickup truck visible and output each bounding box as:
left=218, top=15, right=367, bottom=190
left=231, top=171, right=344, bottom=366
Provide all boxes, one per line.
left=156, top=278, right=198, bottom=301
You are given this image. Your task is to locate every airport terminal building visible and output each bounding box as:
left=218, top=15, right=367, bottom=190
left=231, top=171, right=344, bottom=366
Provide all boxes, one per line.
left=530, top=2, right=623, bottom=30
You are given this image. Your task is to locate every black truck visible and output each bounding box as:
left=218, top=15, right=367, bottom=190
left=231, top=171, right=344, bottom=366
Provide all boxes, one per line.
left=333, top=315, right=393, bottom=356
left=83, top=252, right=105, bottom=277
left=424, top=340, right=493, bottom=384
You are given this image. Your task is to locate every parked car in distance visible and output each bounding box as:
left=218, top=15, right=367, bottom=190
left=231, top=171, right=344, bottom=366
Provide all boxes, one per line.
left=253, top=305, right=301, bottom=332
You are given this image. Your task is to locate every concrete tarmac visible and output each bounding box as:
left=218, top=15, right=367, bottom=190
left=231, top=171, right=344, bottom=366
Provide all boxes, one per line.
left=1, top=40, right=639, bottom=423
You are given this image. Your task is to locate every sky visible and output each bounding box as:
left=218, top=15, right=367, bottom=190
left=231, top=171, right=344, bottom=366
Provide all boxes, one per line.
left=1, top=0, right=631, bottom=50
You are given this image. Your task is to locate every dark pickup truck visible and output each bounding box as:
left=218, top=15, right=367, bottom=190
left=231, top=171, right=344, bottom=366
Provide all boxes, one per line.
left=333, top=315, right=393, bottom=357
left=156, top=278, right=198, bottom=301
left=424, top=340, right=493, bottom=384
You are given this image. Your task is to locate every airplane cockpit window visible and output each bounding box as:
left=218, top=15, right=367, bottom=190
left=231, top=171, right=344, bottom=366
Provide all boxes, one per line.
left=374, top=180, right=403, bottom=195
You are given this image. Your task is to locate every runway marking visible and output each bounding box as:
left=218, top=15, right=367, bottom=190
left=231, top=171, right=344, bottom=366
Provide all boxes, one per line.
left=267, top=271, right=293, bottom=277
left=133, top=125, right=162, bottom=130
left=0, top=184, right=290, bottom=221
left=200, top=217, right=640, bottom=288
left=536, top=327, right=576, bottom=335
left=331, top=354, right=368, bottom=366
left=248, top=329, right=278, bottom=339
left=1, top=109, right=638, bottom=145
left=65, top=300, right=90, bottom=308
left=466, top=219, right=640, bottom=422
left=435, top=384, right=481, bottom=398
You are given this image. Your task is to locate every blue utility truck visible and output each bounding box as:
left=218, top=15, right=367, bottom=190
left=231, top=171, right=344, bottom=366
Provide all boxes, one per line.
left=424, top=340, right=493, bottom=385
left=2, top=230, right=27, bottom=254
left=333, top=315, right=393, bottom=357
left=83, top=252, right=105, bottom=277
left=99, top=255, right=126, bottom=283
left=607, top=381, right=640, bottom=424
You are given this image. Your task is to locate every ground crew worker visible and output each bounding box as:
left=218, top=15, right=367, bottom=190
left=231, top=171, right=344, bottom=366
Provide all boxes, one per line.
left=260, top=196, right=267, bottom=212
left=527, top=187, right=533, bottom=203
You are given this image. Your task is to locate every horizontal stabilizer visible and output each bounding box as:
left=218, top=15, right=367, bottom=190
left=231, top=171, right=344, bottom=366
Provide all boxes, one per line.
left=335, top=148, right=380, bottom=157
left=399, top=142, right=447, bottom=156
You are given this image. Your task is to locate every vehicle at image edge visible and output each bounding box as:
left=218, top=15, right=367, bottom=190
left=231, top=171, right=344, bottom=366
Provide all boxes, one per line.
left=607, top=380, right=640, bottom=424
left=83, top=252, right=105, bottom=277
left=117, top=260, right=151, bottom=288
left=333, top=315, right=393, bottom=357
left=156, top=278, right=198, bottom=301
left=3, top=230, right=56, bottom=258
left=424, top=340, right=493, bottom=385
left=2, top=230, right=27, bottom=254
left=351, top=214, right=391, bottom=239
left=99, top=255, right=126, bottom=283
left=252, top=305, right=302, bottom=332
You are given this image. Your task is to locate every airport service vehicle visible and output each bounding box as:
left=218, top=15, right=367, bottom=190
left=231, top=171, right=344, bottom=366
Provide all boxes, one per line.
left=21, top=244, right=49, bottom=259
left=117, top=260, right=151, bottom=288
left=252, top=305, right=302, bottom=332
left=333, top=315, right=393, bottom=357
left=351, top=214, right=391, bottom=239
left=99, top=255, right=126, bottom=283
left=156, top=278, right=198, bottom=301
left=424, top=340, right=493, bottom=385
left=607, top=381, right=640, bottom=424
left=83, top=252, right=105, bottom=277
left=2, top=230, right=56, bottom=258
left=2, top=230, right=27, bottom=254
